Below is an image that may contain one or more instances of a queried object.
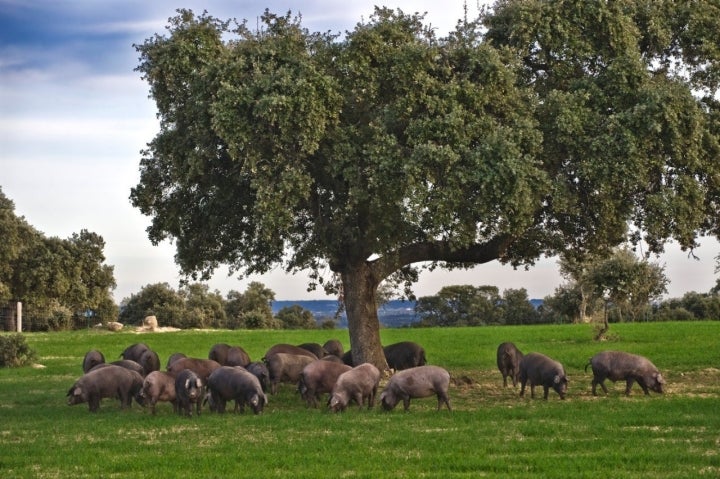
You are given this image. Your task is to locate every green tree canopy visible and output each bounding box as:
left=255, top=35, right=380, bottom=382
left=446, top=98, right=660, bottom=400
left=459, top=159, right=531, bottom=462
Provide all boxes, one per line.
left=1, top=187, right=117, bottom=327
left=275, top=304, right=317, bottom=329
left=224, top=281, right=277, bottom=329
left=119, top=282, right=185, bottom=326
left=544, top=247, right=668, bottom=334
left=132, top=3, right=720, bottom=368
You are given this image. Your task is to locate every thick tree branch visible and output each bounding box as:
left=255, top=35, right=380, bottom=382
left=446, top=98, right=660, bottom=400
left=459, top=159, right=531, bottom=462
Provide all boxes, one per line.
left=372, top=234, right=514, bottom=282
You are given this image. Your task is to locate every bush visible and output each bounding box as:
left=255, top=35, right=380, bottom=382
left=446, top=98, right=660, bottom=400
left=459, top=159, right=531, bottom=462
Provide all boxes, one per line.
left=0, top=333, right=37, bottom=367
left=28, top=301, right=74, bottom=331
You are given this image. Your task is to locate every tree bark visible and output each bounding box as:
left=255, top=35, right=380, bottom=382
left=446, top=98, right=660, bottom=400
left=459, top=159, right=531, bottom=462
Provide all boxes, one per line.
left=594, top=300, right=610, bottom=341
left=341, top=262, right=389, bottom=371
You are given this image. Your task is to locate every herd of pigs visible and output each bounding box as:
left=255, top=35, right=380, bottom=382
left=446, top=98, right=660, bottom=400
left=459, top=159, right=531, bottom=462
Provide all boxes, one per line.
left=66, top=339, right=664, bottom=415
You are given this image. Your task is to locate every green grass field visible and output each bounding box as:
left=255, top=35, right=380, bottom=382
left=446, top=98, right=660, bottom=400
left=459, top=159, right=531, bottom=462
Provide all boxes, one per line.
left=1, top=322, right=719, bottom=478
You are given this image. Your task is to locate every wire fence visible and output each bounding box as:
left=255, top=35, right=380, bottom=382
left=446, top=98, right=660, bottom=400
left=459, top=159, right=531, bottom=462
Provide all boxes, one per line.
left=0, top=304, right=101, bottom=332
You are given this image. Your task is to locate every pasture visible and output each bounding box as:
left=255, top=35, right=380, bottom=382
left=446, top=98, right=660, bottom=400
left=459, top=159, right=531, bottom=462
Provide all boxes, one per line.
left=1, top=322, right=719, bottom=478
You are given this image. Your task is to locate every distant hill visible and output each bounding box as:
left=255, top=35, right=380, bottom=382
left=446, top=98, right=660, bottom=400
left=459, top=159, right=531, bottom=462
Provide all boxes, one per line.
left=272, top=299, right=419, bottom=328
left=273, top=298, right=544, bottom=328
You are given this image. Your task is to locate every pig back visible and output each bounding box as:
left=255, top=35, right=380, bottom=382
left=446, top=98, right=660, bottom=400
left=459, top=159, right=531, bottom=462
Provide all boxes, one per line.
left=591, top=350, right=660, bottom=380
left=389, top=365, right=450, bottom=395
left=520, top=352, right=565, bottom=383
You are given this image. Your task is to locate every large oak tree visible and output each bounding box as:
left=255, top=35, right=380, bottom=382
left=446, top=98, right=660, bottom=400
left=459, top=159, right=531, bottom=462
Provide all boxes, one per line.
left=132, top=2, right=720, bottom=368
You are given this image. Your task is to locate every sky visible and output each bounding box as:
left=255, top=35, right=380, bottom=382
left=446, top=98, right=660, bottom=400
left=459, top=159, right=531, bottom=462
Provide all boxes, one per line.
left=1, top=1, right=718, bottom=303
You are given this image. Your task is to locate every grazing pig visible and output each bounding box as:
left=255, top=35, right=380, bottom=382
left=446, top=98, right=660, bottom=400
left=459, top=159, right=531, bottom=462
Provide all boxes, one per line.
left=341, top=350, right=355, bottom=367
left=328, top=363, right=381, bottom=412
left=226, top=346, right=251, bottom=367
left=265, top=353, right=316, bottom=394
left=322, top=339, right=344, bottom=358
left=82, top=350, right=105, bottom=373
left=497, top=342, right=524, bottom=388
left=208, top=343, right=251, bottom=367
left=167, top=357, right=221, bottom=381
left=298, top=342, right=327, bottom=358
left=245, top=361, right=270, bottom=393
left=166, top=352, right=187, bottom=369
left=175, top=369, right=203, bottom=417
left=138, top=349, right=160, bottom=376
left=140, top=371, right=177, bottom=414
left=383, top=341, right=427, bottom=370
left=120, top=343, right=150, bottom=363
left=67, top=365, right=143, bottom=412
left=321, top=354, right=345, bottom=364
left=207, top=366, right=268, bottom=414
left=298, top=360, right=352, bottom=408
left=264, top=343, right=318, bottom=361
left=586, top=351, right=665, bottom=396
left=90, top=359, right=146, bottom=377
left=380, top=365, right=452, bottom=412
left=519, top=352, right=568, bottom=400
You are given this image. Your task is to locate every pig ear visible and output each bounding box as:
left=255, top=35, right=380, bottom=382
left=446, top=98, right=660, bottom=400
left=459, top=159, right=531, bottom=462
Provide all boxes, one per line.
left=553, top=375, right=561, bottom=384
left=73, top=387, right=82, bottom=397
left=195, top=378, right=202, bottom=388
left=655, top=373, right=665, bottom=384
left=185, top=379, right=190, bottom=389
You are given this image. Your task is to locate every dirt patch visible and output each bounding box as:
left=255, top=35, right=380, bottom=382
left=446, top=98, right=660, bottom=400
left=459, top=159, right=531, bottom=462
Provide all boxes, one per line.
left=132, top=326, right=181, bottom=333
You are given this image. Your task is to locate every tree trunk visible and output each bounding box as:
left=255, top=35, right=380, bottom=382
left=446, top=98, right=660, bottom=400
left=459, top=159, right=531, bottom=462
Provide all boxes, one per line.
left=594, top=300, right=610, bottom=341
left=578, top=287, right=589, bottom=323
left=341, top=262, right=389, bottom=371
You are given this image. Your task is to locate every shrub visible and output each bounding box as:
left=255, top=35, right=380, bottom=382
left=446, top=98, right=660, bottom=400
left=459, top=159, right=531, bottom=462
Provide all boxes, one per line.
left=0, top=333, right=37, bottom=367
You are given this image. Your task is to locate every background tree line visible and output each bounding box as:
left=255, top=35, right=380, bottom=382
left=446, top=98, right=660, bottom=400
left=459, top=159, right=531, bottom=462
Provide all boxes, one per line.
left=414, top=247, right=720, bottom=328
left=0, top=188, right=117, bottom=331
left=118, top=281, right=331, bottom=330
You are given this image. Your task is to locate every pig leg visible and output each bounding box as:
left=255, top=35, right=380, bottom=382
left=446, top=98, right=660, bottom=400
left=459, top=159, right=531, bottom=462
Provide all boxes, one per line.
left=354, top=392, right=364, bottom=409
left=519, top=379, right=527, bottom=397
left=436, top=392, right=451, bottom=411
left=402, top=396, right=411, bottom=411
left=624, top=378, right=636, bottom=396
left=543, top=385, right=550, bottom=400
left=368, top=386, right=378, bottom=409
left=592, top=377, right=608, bottom=396
left=637, top=379, right=650, bottom=396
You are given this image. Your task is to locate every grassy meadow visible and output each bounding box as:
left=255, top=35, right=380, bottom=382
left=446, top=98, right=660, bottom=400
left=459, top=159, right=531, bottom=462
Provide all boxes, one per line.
left=1, top=322, right=719, bottom=478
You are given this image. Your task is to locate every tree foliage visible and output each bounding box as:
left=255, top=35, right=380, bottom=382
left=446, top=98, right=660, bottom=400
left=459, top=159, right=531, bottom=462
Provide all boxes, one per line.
left=119, top=282, right=186, bottom=327
left=542, top=247, right=668, bottom=329
left=132, top=3, right=720, bottom=368
left=0, top=188, right=117, bottom=330
left=414, top=285, right=539, bottom=326
left=275, top=304, right=317, bottom=329
left=224, top=281, right=278, bottom=329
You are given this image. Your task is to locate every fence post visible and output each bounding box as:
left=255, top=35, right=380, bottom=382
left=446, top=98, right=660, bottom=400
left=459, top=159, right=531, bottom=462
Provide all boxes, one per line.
left=16, top=302, right=22, bottom=332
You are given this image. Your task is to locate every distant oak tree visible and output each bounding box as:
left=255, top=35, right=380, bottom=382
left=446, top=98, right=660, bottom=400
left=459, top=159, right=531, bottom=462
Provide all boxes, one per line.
left=132, top=3, right=720, bottom=369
